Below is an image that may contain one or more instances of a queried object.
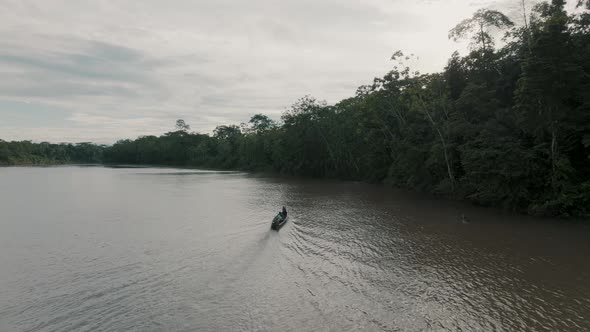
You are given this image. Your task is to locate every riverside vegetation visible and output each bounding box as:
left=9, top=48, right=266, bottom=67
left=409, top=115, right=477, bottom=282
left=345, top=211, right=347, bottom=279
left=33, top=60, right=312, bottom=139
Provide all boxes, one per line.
left=2, top=1, right=589, bottom=217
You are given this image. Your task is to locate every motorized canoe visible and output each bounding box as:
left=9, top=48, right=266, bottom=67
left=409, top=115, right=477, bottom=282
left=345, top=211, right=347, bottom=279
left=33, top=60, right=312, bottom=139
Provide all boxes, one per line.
left=271, top=213, right=288, bottom=230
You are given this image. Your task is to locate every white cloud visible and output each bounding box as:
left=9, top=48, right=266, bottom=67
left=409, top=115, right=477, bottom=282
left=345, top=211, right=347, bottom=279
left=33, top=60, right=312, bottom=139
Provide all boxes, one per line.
left=0, top=0, right=523, bottom=143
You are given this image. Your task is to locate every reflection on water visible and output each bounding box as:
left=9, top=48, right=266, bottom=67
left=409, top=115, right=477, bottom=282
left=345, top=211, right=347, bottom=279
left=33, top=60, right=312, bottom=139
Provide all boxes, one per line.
left=0, top=166, right=589, bottom=331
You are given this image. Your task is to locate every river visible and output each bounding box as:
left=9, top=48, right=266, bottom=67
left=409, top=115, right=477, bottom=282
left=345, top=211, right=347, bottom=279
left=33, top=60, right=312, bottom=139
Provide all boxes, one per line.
left=0, top=166, right=589, bottom=331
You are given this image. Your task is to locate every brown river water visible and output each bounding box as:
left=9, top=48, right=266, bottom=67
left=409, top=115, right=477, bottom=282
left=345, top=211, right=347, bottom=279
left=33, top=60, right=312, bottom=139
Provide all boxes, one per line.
left=0, top=166, right=589, bottom=331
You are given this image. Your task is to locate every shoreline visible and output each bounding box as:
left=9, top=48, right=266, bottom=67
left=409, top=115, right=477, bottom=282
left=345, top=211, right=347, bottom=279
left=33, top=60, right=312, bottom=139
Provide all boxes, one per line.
left=4, top=163, right=588, bottom=221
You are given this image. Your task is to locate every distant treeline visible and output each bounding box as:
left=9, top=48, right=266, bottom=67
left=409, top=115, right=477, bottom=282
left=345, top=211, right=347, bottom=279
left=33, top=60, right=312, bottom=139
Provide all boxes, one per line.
left=0, top=140, right=104, bottom=165
left=3, top=1, right=589, bottom=217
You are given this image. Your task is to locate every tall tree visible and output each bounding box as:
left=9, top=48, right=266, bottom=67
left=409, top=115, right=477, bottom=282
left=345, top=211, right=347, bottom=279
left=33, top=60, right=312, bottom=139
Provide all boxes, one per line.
left=175, top=119, right=190, bottom=132
left=449, top=9, right=514, bottom=71
left=247, top=114, right=275, bottom=133
left=514, top=0, right=590, bottom=214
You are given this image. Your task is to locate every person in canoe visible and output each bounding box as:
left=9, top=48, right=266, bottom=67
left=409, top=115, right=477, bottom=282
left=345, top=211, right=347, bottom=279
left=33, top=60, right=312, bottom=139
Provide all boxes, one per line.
left=272, top=207, right=289, bottom=230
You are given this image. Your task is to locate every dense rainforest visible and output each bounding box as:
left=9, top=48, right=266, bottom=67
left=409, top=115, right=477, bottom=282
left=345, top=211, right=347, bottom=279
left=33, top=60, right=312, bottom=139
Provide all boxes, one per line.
left=0, top=140, right=104, bottom=165
left=2, top=0, right=589, bottom=217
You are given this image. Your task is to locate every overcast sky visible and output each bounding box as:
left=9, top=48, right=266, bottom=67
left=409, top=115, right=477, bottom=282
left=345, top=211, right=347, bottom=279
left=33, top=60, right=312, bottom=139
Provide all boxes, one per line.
left=0, top=0, right=540, bottom=143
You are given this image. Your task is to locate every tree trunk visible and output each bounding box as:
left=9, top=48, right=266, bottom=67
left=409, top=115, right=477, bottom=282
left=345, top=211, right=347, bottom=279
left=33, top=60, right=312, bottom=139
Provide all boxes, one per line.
left=479, top=23, right=487, bottom=53
left=424, top=108, right=455, bottom=192
left=479, top=23, right=488, bottom=71
left=521, top=0, right=532, bottom=53
left=438, top=129, right=456, bottom=192
left=317, top=126, right=338, bottom=174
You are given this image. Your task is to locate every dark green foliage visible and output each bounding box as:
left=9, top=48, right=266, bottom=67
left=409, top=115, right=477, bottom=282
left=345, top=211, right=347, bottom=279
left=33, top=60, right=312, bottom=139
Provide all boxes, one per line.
left=3, top=2, right=589, bottom=217
left=0, top=140, right=104, bottom=165
left=514, top=0, right=590, bottom=215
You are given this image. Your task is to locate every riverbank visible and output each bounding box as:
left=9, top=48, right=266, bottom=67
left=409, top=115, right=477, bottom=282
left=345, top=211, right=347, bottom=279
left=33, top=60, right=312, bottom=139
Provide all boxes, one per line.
left=5, top=162, right=588, bottom=220
left=0, top=159, right=69, bottom=166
